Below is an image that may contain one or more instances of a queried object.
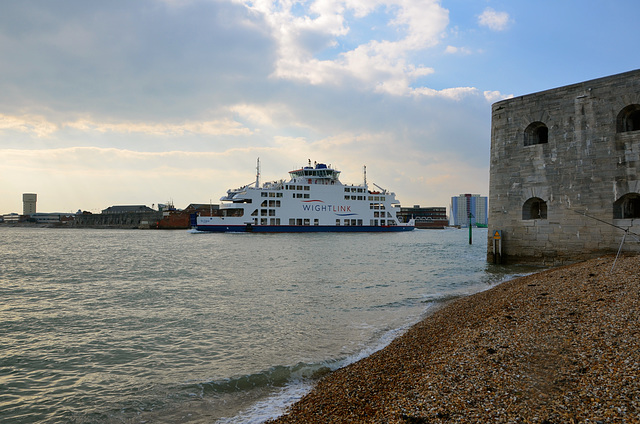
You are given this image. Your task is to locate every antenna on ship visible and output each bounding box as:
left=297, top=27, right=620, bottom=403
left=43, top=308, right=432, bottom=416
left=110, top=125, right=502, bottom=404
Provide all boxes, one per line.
left=363, top=165, right=367, bottom=188
left=255, top=157, right=260, bottom=188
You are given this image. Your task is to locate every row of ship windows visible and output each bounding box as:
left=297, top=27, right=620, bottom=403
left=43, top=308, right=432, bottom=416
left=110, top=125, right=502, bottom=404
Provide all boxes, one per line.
left=252, top=218, right=397, bottom=226
left=260, top=189, right=385, bottom=201
left=344, top=195, right=387, bottom=201
left=253, top=209, right=392, bottom=217
left=258, top=200, right=387, bottom=209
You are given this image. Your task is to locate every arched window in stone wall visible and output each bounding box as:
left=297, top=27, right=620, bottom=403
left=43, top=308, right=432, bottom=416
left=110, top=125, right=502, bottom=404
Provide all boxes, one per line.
left=522, top=197, right=547, bottom=220
left=616, top=105, right=640, bottom=133
left=524, top=122, right=549, bottom=146
left=613, top=193, right=640, bottom=219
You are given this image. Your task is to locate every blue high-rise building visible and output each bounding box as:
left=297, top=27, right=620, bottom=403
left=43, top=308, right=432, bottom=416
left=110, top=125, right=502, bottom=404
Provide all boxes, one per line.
left=450, top=194, right=488, bottom=227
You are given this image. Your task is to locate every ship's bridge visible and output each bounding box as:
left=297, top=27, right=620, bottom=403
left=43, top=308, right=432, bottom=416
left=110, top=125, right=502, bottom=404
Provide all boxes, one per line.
left=289, top=162, right=341, bottom=183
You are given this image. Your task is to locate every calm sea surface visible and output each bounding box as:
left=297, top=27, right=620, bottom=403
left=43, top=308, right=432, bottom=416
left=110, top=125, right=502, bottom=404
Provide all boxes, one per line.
left=0, top=227, right=533, bottom=423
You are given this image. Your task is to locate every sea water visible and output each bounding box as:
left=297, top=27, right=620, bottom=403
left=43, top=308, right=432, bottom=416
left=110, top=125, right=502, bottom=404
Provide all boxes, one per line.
left=0, top=227, right=531, bottom=423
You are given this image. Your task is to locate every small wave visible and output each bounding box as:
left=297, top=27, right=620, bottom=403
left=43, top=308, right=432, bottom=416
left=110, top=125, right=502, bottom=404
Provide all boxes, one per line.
left=199, top=362, right=336, bottom=395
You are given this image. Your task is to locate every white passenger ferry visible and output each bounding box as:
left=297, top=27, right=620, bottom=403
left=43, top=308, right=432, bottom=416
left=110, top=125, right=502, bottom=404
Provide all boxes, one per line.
left=192, top=160, right=415, bottom=232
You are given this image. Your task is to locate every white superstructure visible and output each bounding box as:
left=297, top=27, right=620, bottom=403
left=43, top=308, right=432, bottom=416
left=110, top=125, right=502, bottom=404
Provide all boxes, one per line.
left=193, top=160, right=414, bottom=233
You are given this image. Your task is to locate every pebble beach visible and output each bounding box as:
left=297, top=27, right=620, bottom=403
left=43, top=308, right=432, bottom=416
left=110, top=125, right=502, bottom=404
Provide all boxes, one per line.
left=268, top=254, right=640, bottom=423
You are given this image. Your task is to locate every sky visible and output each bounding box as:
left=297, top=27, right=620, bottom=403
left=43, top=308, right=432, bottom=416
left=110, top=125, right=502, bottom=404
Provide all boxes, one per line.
left=1, top=0, right=639, bottom=214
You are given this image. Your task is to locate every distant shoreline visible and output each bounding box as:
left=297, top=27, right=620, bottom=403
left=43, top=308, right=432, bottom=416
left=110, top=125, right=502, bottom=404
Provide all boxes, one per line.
left=268, top=254, right=640, bottom=423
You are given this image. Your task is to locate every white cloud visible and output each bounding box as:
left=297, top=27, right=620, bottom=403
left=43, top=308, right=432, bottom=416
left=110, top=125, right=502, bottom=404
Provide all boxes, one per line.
left=0, top=113, right=254, bottom=138
left=483, top=90, right=513, bottom=103
left=65, top=118, right=253, bottom=137
left=0, top=114, right=58, bottom=137
left=241, top=0, right=449, bottom=96
left=444, top=45, right=471, bottom=55
left=478, top=8, right=511, bottom=31
left=412, top=86, right=478, bottom=101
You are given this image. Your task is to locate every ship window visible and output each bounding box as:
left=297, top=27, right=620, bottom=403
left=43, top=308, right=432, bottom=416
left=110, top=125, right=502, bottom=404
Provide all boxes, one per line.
left=304, top=186, right=310, bottom=191
left=344, top=219, right=350, bottom=226
left=269, top=192, right=275, bottom=197
left=251, top=209, right=258, bottom=216
left=277, top=193, right=283, bottom=197
left=314, top=219, right=319, bottom=226
left=524, top=122, right=549, bottom=146
left=304, top=194, right=309, bottom=198
left=261, top=200, right=267, bottom=207
left=304, top=219, right=310, bottom=225
left=260, top=218, right=267, bottom=225
left=613, top=193, right=640, bottom=219
left=357, top=219, right=362, bottom=226
left=296, top=185, right=303, bottom=190
left=268, top=209, right=276, bottom=216
left=616, top=105, right=640, bottom=133
left=344, top=188, right=349, bottom=192
left=522, top=197, right=547, bottom=220
left=289, top=218, right=296, bottom=225
left=350, top=219, right=357, bottom=226
left=345, top=195, right=350, bottom=200
left=261, top=209, right=267, bottom=216
left=261, top=192, right=268, bottom=197
left=336, top=219, right=340, bottom=225
left=296, top=218, right=303, bottom=225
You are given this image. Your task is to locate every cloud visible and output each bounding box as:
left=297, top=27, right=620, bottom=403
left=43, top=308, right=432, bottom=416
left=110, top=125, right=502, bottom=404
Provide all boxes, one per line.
left=483, top=90, right=514, bottom=103
left=242, top=0, right=450, bottom=96
left=478, top=8, right=511, bottom=31
left=412, top=86, right=478, bottom=101
left=0, top=114, right=58, bottom=137
left=444, top=45, right=471, bottom=55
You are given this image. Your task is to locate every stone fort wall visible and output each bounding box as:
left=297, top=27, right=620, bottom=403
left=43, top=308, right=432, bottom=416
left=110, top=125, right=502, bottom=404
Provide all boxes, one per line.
left=487, top=70, right=640, bottom=265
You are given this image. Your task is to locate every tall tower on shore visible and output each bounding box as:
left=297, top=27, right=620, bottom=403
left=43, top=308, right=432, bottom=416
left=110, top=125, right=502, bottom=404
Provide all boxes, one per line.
left=23, top=193, right=37, bottom=216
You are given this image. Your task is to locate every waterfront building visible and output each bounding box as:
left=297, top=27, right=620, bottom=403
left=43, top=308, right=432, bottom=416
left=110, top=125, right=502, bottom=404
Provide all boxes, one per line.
left=398, top=205, right=448, bottom=229
left=23, top=193, right=37, bottom=216
left=101, top=205, right=156, bottom=214
left=488, top=69, right=640, bottom=264
left=450, top=194, right=488, bottom=227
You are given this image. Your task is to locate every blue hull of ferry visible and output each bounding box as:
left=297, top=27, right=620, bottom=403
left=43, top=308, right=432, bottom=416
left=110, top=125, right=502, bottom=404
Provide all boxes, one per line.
left=194, top=224, right=414, bottom=233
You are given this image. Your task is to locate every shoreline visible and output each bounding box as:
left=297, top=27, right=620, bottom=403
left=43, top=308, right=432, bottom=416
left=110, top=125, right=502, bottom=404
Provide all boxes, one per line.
left=267, top=254, right=640, bottom=423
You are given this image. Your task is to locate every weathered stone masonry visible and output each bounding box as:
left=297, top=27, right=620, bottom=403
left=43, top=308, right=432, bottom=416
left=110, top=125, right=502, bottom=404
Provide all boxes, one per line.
left=487, top=70, right=640, bottom=264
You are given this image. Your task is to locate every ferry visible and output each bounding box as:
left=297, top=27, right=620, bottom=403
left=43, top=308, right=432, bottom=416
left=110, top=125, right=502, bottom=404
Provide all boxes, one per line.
left=192, top=160, right=415, bottom=233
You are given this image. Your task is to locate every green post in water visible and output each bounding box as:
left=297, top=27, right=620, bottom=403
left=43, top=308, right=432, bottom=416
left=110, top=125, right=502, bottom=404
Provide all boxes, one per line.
left=468, top=213, right=474, bottom=245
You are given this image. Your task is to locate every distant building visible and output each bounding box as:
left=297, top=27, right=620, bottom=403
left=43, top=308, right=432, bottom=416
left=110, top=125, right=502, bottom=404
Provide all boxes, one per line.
left=29, top=213, right=75, bottom=224
left=102, top=205, right=156, bottom=214
left=1, top=213, right=20, bottom=223
left=450, top=194, right=488, bottom=227
left=23, top=193, right=37, bottom=216
left=398, top=205, right=448, bottom=229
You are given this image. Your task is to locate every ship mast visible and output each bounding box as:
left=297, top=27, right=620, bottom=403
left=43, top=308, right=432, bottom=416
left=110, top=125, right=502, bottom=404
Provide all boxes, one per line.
left=255, top=157, right=260, bottom=188
left=363, top=165, right=367, bottom=188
